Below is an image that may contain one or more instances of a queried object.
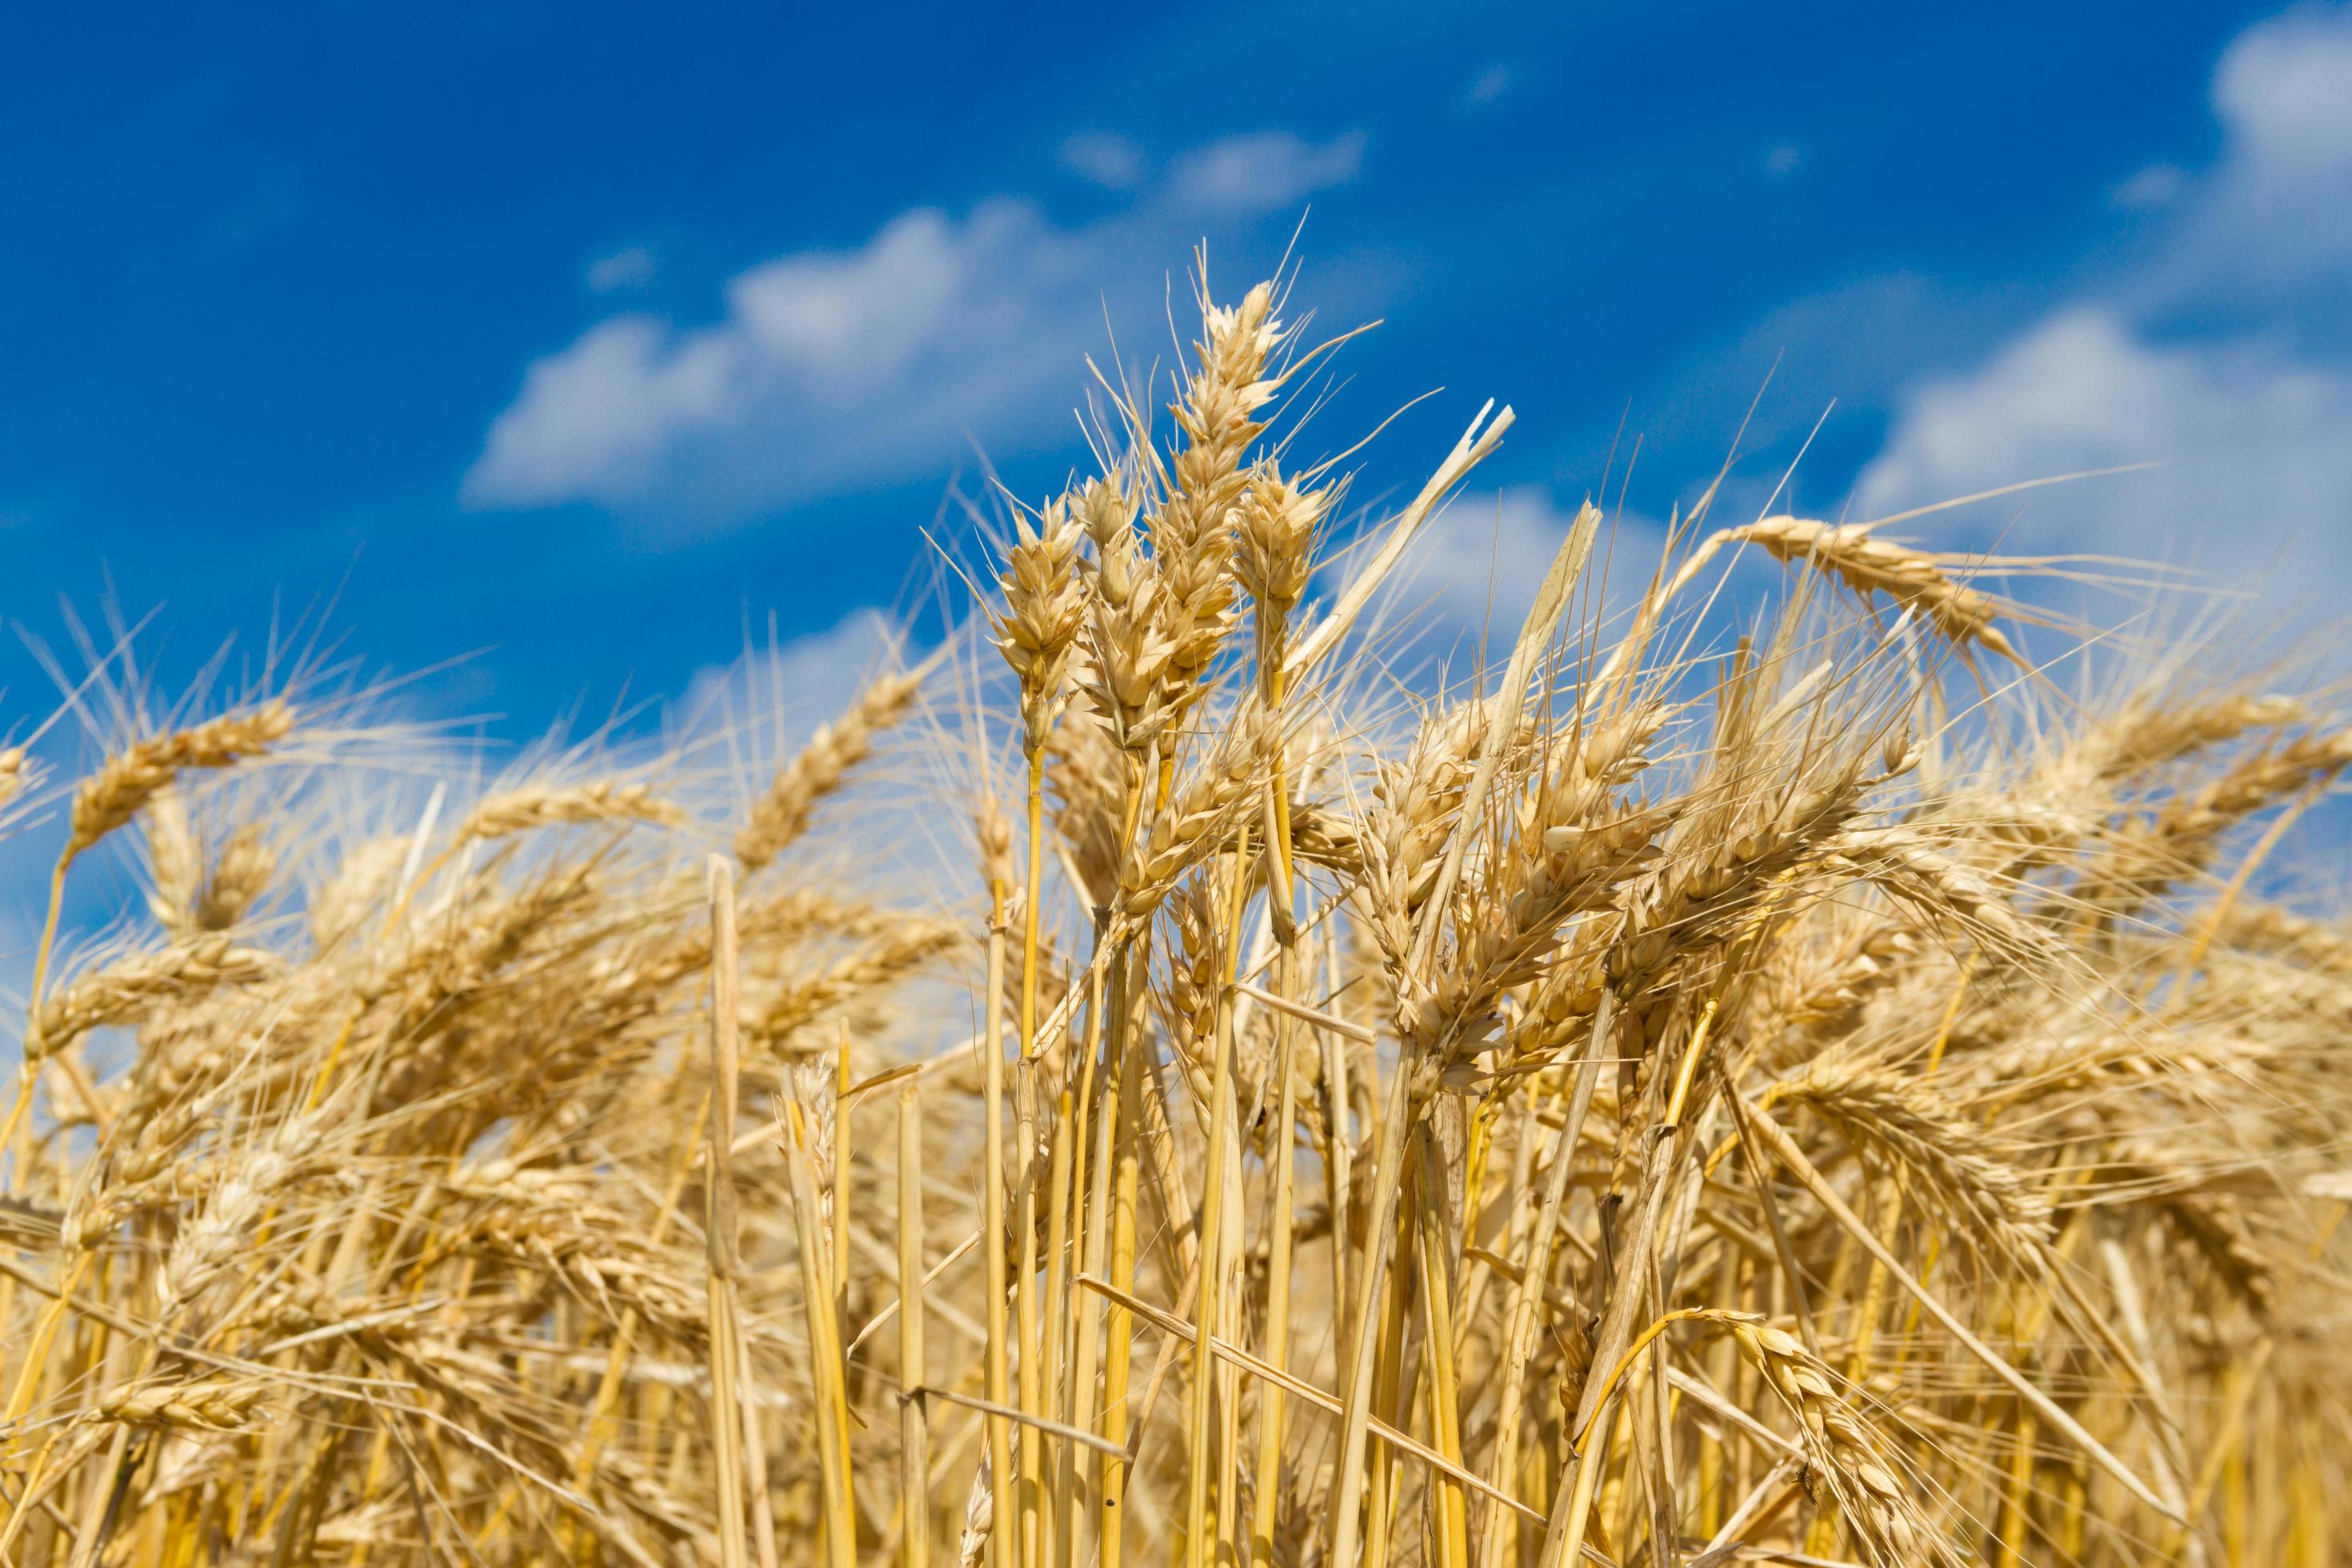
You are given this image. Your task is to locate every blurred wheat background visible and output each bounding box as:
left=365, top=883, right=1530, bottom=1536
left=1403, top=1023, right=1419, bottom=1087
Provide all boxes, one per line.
left=2, top=266, right=2348, bottom=1568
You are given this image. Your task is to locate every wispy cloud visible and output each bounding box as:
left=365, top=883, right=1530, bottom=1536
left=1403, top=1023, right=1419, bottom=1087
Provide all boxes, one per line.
left=1466, top=65, right=1510, bottom=105
left=586, top=245, right=656, bottom=292
left=1060, top=131, right=1145, bottom=191
left=464, top=130, right=1370, bottom=524
left=2110, top=164, right=2184, bottom=211
left=1167, top=130, right=1366, bottom=210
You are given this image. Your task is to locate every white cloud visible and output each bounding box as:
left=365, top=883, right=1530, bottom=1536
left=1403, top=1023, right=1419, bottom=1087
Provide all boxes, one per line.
left=1851, top=5, right=2352, bottom=606
left=467, top=200, right=1097, bottom=516
left=467, top=316, right=711, bottom=506
left=1856, top=309, right=2352, bottom=578
left=1168, top=130, right=1366, bottom=210
left=2134, top=5, right=2352, bottom=308
left=2213, top=6, right=2352, bottom=176
left=586, top=245, right=656, bottom=291
left=1765, top=146, right=1801, bottom=178
left=466, top=130, right=1370, bottom=522
left=1061, top=132, right=1145, bottom=190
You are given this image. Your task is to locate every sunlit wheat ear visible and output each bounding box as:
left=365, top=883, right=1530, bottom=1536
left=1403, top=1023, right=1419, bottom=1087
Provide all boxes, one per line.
left=1075, top=470, right=1142, bottom=610
left=1084, top=571, right=1182, bottom=756
left=1731, top=1318, right=1959, bottom=1568
left=2092, top=691, right=2302, bottom=783
left=145, top=785, right=202, bottom=934
left=66, top=700, right=296, bottom=861
left=995, top=496, right=1088, bottom=758
left=92, top=1378, right=271, bottom=1434
left=735, top=665, right=924, bottom=872
left=1231, top=465, right=1324, bottom=626
left=746, top=920, right=960, bottom=1051
left=2214, top=901, right=2352, bottom=972
left=458, top=779, right=686, bottom=845
left=2085, top=724, right=2352, bottom=916
left=1725, top=515, right=2027, bottom=662
left=1764, top=1059, right=2055, bottom=1268
left=26, top=935, right=278, bottom=1063
left=1140, top=281, right=1282, bottom=734
left=154, top=1112, right=322, bottom=1326
left=1439, top=703, right=1673, bottom=1033
left=196, top=819, right=277, bottom=930
left=954, top=1454, right=994, bottom=1568
left=309, top=833, right=411, bottom=948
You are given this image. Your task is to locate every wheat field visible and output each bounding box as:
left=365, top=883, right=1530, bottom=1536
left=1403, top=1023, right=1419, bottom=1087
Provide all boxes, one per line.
left=2, top=265, right=2347, bottom=1567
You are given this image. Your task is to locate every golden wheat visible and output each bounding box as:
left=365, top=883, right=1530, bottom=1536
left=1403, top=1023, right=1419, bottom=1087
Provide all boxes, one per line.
left=0, top=264, right=2345, bottom=1568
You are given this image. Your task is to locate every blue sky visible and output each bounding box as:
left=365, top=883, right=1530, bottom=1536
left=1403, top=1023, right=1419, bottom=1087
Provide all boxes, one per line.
left=3, top=0, right=2347, bottom=748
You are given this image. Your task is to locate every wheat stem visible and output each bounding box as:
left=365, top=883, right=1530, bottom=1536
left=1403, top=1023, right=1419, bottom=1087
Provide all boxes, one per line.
left=899, top=1082, right=931, bottom=1568
left=982, top=861, right=1016, bottom=1568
